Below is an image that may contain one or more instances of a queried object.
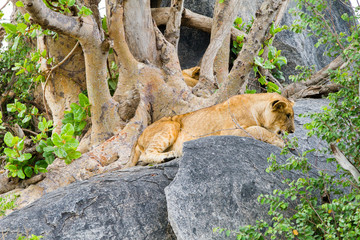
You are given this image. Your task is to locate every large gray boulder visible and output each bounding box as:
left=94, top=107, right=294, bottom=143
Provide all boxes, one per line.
left=165, top=134, right=337, bottom=240
left=0, top=163, right=178, bottom=240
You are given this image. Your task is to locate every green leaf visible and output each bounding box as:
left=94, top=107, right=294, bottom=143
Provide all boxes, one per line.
left=31, top=107, right=39, bottom=115
left=12, top=35, right=20, bottom=51
left=7, top=103, right=16, bottom=112
left=258, top=76, right=267, bottom=85
left=43, top=151, right=55, bottom=164
left=24, top=13, right=31, bottom=23
left=24, top=166, right=33, bottom=178
left=101, top=16, right=108, bottom=33
left=17, top=138, right=25, bottom=151
left=43, top=146, right=56, bottom=152
left=54, top=147, right=67, bottom=158
left=268, top=46, right=276, bottom=60
left=22, top=114, right=32, bottom=123
left=78, top=93, right=90, bottom=107
left=74, top=109, right=86, bottom=122
left=68, top=0, right=75, bottom=6
left=18, top=153, right=32, bottom=162
left=254, top=56, right=264, bottom=67
left=1, top=23, right=17, bottom=34
left=17, top=169, right=26, bottom=179
left=78, top=6, right=93, bottom=17
left=15, top=1, right=24, bottom=7
left=67, top=149, right=81, bottom=160
left=258, top=48, right=264, bottom=56
left=35, top=160, right=48, bottom=169
left=4, top=132, right=14, bottom=147
left=63, top=138, right=79, bottom=150
left=51, top=132, right=64, bottom=147
left=61, top=123, right=74, bottom=137
left=5, top=164, right=17, bottom=172
left=16, top=23, right=27, bottom=34
left=75, top=121, right=87, bottom=134
left=4, top=148, right=18, bottom=158
left=263, top=60, right=275, bottom=69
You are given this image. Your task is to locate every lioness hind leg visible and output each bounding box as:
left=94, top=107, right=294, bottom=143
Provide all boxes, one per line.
left=244, top=126, right=285, bottom=148
left=139, top=121, right=181, bottom=164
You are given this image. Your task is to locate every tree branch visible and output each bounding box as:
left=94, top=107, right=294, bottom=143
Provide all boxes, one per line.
left=192, top=0, right=241, bottom=97
left=21, top=0, right=84, bottom=40
left=151, top=7, right=246, bottom=42
left=282, top=50, right=348, bottom=99
left=42, top=41, right=80, bottom=118
left=330, top=143, right=360, bottom=183
left=215, top=0, right=287, bottom=103
left=164, top=0, right=184, bottom=49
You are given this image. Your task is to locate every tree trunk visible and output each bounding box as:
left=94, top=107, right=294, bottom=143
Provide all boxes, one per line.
left=37, top=35, right=85, bottom=134
left=3, top=0, right=291, bottom=211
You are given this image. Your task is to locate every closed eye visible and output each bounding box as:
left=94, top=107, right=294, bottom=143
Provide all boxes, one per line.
left=286, top=113, right=291, bottom=119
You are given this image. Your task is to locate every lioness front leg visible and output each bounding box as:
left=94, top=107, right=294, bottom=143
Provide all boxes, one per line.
left=139, top=121, right=181, bottom=164
left=244, top=126, right=285, bottom=148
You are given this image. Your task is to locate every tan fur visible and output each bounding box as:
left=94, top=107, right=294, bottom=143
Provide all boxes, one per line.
left=182, top=66, right=200, bottom=87
left=125, top=93, right=295, bottom=167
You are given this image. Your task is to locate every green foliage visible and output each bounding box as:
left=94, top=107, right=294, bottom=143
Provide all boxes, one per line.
left=17, top=235, right=43, bottom=240
left=77, top=5, right=93, bottom=17
left=0, top=112, right=5, bottom=130
left=3, top=129, right=48, bottom=179
left=2, top=98, right=82, bottom=178
left=216, top=0, right=360, bottom=238
left=251, top=23, right=288, bottom=93
left=0, top=194, right=18, bottom=217
left=289, top=0, right=360, bottom=168
left=36, top=123, right=82, bottom=165
left=231, top=17, right=253, bottom=56
left=289, top=65, right=316, bottom=82
left=62, top=93, right=90, bottom=136
left=215, top=138, right=360, bottom=239
left=108, top=61, right=119, bottom=95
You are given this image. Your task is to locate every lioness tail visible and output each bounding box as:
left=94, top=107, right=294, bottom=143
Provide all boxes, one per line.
left=124, top=140, right=141, bottom=168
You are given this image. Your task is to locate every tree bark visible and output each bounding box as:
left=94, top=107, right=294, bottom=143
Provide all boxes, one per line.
left=37, top=35, right=85, bottom=134
left=151, top=7, right=246, bottom=42
left=124, top=0, right=160, bottom=65
left=22, top=0, right=122, bottom=147
left=210, top=0, right=231, bottom=86
left=192, top=0, right=241, bottom=97
left=282, top=51, right=348, bottom=99
left=215, top=0, right=287, bottom=103
left=164, top=0, right=184, bottom=50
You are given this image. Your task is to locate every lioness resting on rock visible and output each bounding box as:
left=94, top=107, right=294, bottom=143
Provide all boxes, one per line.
left=182, top=66, right=200, bottom=87
left=126, top=93, right=295, bottom=167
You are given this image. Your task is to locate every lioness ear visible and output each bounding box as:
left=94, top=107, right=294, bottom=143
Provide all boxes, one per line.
left=271, top=100, right=287, bottom=111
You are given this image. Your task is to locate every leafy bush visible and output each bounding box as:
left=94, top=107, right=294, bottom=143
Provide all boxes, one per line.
left=2, top=98, right=83, bottom=178
left=0, top=194, right=18, bottom=217
left=215, top=139, right=360, bottom=239
left=62, top=93, right=91, bottom=136
left=216, top=0, right=360, bottom=238
left=17, top=234, right=43, bottom=240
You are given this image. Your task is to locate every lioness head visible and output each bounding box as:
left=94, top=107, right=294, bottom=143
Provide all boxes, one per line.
left=263, top=96, right=295, bottom=136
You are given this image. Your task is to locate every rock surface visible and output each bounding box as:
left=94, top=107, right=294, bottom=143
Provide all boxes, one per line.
left=0, top=99, right=337, bottom=240
left=0, top=163, right=178, bottom=240
left=165, top=135, right=336, bottom=240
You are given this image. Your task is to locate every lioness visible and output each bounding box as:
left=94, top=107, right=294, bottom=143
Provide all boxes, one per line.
left=126, top=93, right=295, bottom=167
left=182, top=66, right=200, bottom=87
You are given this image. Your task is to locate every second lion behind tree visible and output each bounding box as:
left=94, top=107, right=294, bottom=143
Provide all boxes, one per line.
left=126, top=93, right=295, bottom=167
